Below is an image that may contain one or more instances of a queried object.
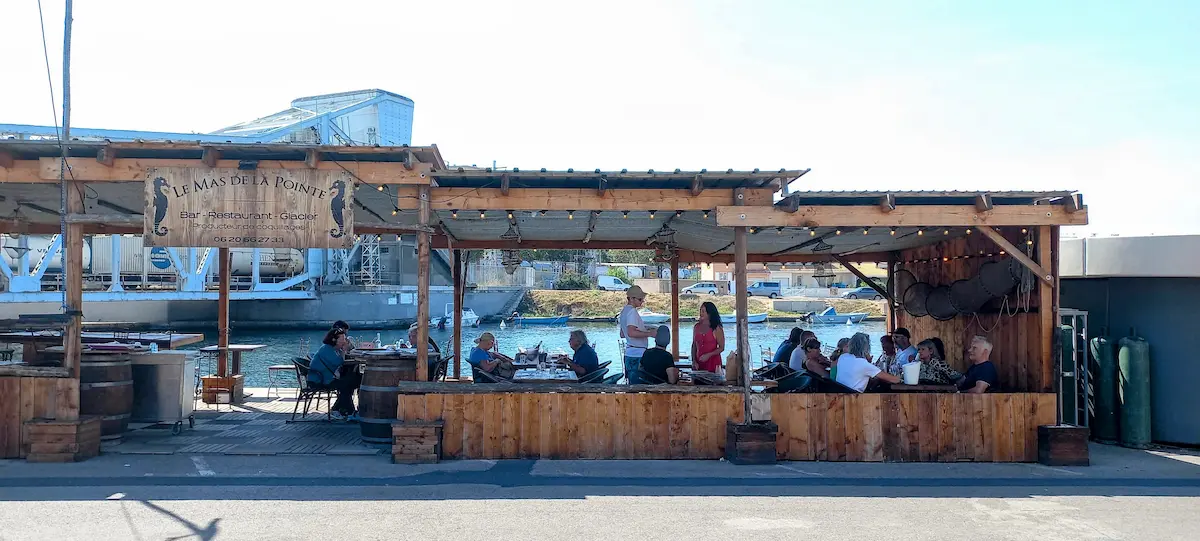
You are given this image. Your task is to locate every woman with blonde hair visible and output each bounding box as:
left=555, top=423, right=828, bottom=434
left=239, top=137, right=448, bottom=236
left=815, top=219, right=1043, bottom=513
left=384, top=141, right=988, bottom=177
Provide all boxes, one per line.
left=830, top=332, right=900, bottom=392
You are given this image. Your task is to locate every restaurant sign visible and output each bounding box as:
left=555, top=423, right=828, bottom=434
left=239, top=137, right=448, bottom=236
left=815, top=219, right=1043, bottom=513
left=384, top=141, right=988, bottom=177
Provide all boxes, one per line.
left=144, top=167, right=354, bottom=248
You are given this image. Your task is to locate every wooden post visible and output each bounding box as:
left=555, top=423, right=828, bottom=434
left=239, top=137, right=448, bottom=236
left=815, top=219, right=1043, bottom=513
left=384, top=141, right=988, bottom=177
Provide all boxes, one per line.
left=217, top=247, right=230, bottom=377
left=670, top=258, right=680, bottom=361
left=1038, top=225, right=1054, bottom=394
left=887, top=253, right=897, bottom=332
left=416, top=187, right=431, bottom=382
left=733, top=188, right=752, bottom=423
left=62, top=182, right=84, bottom=401
left=452, top=249, right=463, bottom=379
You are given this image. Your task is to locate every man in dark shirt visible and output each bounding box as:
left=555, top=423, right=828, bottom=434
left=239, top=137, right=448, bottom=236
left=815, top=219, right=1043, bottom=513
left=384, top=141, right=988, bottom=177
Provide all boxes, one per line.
left=958, top=335, right=999, bottom=393
left=565, top=330, right=600, bottom=377
left=639, top=326, right=679, bottom=384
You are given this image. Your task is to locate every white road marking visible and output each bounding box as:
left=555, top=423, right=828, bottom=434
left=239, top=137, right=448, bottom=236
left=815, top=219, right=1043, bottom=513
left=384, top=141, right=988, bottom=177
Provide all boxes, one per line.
left=190, top=456, right=215, bottom=477
left=106, top=493, right=125, bottom=500
left=776, top=464, right=825, bottom=476
left=1029, top=464, right=1084, bottom=476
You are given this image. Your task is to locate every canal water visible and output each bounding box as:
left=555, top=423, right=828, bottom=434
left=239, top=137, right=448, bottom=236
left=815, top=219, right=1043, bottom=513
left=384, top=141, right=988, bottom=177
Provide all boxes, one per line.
left=179, top=320, right=888, bottom=388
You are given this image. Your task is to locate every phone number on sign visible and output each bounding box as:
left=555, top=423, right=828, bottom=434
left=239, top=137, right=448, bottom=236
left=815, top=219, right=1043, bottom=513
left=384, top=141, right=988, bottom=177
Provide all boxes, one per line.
left=211, top=236, right=285, bottom=244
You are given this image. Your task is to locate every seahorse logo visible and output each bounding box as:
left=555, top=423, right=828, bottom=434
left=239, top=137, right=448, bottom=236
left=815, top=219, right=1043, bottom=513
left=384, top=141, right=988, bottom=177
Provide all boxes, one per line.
left=151, top=177, right=170, bottom=236
left=329, top=179, right=347, bottom=238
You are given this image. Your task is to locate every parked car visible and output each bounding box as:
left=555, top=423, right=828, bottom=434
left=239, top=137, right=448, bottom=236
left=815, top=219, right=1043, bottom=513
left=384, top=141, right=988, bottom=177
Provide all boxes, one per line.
left=746, top=281, right=783, bottom=298
left=598, top=275, right=632, bottom=291
left=841, top=286, right=882, bottom=300
left=681, top=282, right=721, bottom=295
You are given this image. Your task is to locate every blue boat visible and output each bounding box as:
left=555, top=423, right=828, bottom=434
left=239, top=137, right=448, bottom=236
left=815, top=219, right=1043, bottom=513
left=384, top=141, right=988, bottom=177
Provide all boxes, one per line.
left=514, top=315, right=570, bottom=326
left=806, top=306, right=869, bottom=325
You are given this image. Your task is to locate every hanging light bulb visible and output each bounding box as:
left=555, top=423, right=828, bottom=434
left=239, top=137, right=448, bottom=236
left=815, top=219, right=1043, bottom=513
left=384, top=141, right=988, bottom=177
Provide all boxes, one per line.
left=917, top=230, right=924, bottom=236
left=391, top=208, right=398, bottom=216
left=862, top=227, right=870, bottom=235
left=835, top=229, right=842, bottom=235
left=539, top=210, right=547, bottom=216
left=480, top=210, right=486, bottom=219
left=622, top=211, right=629, bottom=219
left=943, top=229, right=950, bottom=235
left=377, top=185, right=384, bottom=192
left=703, top=210, right=710, bottom=219
left=675, top=210, right=683, bottom=217
left=966, top=228, right=973, bottom=234
left=649, top=210, right=657, bottom=219
left=999, top=250, right=1006, bottom=255
left=507, top=210, right=514, bottom=220
left=749, top=227, right=758, bottom=234
left=451, top=209, right=459, bottom=219
left=568, top=211, right=575, bottom=220
left=810, top=230, right=816, bottom=236
left=890, top=227, right=897, bottom=236
left=776, top=227, right=784, bottom=235
left=1021, top=228, right=1028, bottom=234
left=1026, top=238, right=1034, bottom=245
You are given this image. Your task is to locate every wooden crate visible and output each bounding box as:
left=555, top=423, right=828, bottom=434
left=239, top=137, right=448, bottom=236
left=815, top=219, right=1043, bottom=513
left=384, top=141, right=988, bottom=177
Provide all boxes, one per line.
left=24, top=416, right=102, bottom=463
left=1038, top=425, right=1089, bottom=466
left=201, top=375, right=244, bottom=404
left=393, top=420, right=443, bottom=464
left=725, top=420, right=779, bottom=465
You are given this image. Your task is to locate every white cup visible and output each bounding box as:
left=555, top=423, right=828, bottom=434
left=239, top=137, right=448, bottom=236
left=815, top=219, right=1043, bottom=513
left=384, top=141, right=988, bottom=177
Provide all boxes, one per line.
left=902, top=362, right=921, bottom=385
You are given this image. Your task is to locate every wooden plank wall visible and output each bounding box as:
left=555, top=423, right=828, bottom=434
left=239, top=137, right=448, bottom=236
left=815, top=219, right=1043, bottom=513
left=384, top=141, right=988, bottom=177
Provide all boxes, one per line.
left=772, top=393, right=1056, bottom=462
left=398, top=392, right=745, bottom=459
left=0, top=376, right=79, bottom=459
left=398, top=391, right=1055, bottom=462
left=895, top=232, right=1049, bottom=392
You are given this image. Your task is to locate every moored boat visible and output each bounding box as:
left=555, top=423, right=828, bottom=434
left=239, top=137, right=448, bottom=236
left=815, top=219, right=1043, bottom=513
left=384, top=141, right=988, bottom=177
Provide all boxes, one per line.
left=720, top=312, right=768, bottom=324
left=806, top=306, right=868, bottom=325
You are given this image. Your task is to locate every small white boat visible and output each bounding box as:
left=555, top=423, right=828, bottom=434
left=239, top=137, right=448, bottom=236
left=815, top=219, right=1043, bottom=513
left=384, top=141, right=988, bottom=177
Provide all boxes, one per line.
left=805, top=306, right=869, bottom=325
left=720, top=312, right=768, bottom=324
left=638, top=310, right=670, bottom=324
left=430, top=303, right=480, bottom=330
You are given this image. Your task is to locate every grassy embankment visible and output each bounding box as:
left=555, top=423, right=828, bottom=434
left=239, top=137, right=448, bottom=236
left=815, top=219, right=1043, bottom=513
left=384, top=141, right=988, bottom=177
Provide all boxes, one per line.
left=517, top=290, right=884, bottom=319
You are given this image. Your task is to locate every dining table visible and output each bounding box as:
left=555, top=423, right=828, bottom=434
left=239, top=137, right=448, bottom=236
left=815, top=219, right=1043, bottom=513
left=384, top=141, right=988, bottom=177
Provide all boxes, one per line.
left=199, top=344, right=266, bottom=376
left=888, top=383, right=959, bottom=393
left=511, top=367, right=579, bottom=384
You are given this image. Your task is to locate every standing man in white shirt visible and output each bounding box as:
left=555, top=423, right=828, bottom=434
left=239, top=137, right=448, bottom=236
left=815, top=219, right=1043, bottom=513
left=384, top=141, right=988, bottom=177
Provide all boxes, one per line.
left=891, top=327, right=918, bottom=368
left=618, top=285, right=656, bottom=384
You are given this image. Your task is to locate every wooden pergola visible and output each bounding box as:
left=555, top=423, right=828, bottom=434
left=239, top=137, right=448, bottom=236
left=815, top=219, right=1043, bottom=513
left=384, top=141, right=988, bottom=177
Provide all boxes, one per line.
left=0, top=141, right=1087, bottom=462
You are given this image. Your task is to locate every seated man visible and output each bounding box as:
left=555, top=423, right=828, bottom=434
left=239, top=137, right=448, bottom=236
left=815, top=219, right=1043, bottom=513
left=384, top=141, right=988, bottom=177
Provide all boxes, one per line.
left=468, top=332, right=501, bottom=375
left=957, top=335, right=999, bottom=393
left=638, top=326, right=679, bottom=384
left=563, top=329, right=600, bottom=377
left=307, top=327, right=361, bottom=418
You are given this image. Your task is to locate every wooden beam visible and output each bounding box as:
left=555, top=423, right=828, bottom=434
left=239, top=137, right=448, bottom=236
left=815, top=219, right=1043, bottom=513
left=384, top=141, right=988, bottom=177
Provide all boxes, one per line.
left=217, top=247, right=231, bottom=377
left=28, top=157, right=433, bottom=184
left=304, top=149, right=321, bottom=169
left=715, top=204, right=1088, bottom=227
left=833, top=255, right=892, bottom=304
left=356, top=223, right=435, bottom=234
left=690, top=174, right=704, bottom=196
left=733, top=188, right=752, bottom=423
left=1039, top=225, right=1054, bottom=394
left=95, top=145, right=116, bottom=167
left=452, top=249, right=463, bottom=380
left=670, top=259, right=680, bottom=361
left=887, top=252, right=898, bottom=332
left=499, top=174, right=510, bottom=196
left=976, top=226, right=1052, bottom=284
left=201, top=148, right=220, bottom=168
left=415, top=186, right=431, bottom=382
left=975, top=194, right=994, bottom=212
left=396, top=187, right=775, bottom=211
left=64, top=213, right=142, bottom=226
left=597, top=175, right=608, bottom=196
left=879, top=194, right=896, bottom=213
left=0, top=150, right=13, bottom=169
left=403, top=150, right=416, bottom=171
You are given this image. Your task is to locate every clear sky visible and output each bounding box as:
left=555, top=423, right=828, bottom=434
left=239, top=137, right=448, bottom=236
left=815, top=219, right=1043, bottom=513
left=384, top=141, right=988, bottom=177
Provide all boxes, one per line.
left=4, top=0, right=1197, bottom=237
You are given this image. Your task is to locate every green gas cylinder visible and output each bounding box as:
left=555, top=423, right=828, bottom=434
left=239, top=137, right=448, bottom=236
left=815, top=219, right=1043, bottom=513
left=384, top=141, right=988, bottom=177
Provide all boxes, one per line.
left=1059, top=325, right=1077, bottom=425
left=1118, top=332, right=1152, bottom=449
left=1089, top=333, right=1119, bottom=443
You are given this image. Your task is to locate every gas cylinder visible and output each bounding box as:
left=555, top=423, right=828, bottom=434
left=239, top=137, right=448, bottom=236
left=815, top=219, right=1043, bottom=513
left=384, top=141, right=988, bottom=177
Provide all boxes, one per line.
left=1089, top=332, right=1119, bottom=443
left=1118, top=332, right=1151, bottom=449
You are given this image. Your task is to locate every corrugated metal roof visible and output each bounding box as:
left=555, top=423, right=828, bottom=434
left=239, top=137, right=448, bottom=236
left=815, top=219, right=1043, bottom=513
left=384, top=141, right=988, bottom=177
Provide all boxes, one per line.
left=0, top=140, right=443, bottom=166
left=777, top=190, right=1077, bottom=207
left=431, top=169, right=807, bottom=190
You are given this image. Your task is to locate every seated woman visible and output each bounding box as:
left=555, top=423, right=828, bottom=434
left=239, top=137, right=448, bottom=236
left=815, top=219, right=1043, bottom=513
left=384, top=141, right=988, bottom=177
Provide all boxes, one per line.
left=772, top=327, right=804, bottom=366
left=639, top=326, right=679, bottom=384
left=307, top=327, right=362, bottom=418
left=331, top=320, right=355, bottom=355
left=828, top=332, right=900, bottom=393
left=915, top=338, right=963, bottom=384
left=790, top=337, right=827, bottom=374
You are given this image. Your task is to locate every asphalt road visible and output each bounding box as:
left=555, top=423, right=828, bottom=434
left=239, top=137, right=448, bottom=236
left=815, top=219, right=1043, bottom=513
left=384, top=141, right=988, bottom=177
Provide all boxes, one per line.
left=1, top=446, right=1199, bottom=540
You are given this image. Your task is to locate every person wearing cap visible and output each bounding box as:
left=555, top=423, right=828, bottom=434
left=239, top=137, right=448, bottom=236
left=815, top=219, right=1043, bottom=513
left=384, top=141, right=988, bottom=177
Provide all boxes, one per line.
left=563, top=329, right=600, bottom=377
left=468, top=332, right=501, bottom=374
left=407, top=323, right=442, bottom=381
left=891, top=327, right=918, bottom=368
left=618, top=285, right=656, bottom=384
left=639, top=325, right=679, bottom=384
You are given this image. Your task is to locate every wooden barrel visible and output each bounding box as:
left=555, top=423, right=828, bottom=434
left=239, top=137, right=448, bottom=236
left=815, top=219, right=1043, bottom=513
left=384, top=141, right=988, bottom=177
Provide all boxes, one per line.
left=79, top=352, right=134, bottom=441
left=358, top=357, right=417, bottom=443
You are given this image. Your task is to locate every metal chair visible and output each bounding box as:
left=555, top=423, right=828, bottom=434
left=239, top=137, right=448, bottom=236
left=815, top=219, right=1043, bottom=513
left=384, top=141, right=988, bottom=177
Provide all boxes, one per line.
left=601, top=373, right=624, bottom=384
left=472, top=367, right=509, bottom=384
left=430, top=356, right=450, bottom=382
left=288, top=357, right=334, bottom=422
left=638, top=368, right=667, bottom=385
left=579, top=367, right=608, bottom=383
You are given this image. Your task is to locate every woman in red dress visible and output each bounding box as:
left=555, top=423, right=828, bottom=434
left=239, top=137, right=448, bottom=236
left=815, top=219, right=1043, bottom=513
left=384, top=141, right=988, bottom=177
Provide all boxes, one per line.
left=691, top=301, right=726, bottom=373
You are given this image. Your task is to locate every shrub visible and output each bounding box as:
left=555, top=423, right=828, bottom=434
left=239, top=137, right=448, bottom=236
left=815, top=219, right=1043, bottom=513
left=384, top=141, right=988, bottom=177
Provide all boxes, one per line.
left=554, top=272, right=593, bottom=290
